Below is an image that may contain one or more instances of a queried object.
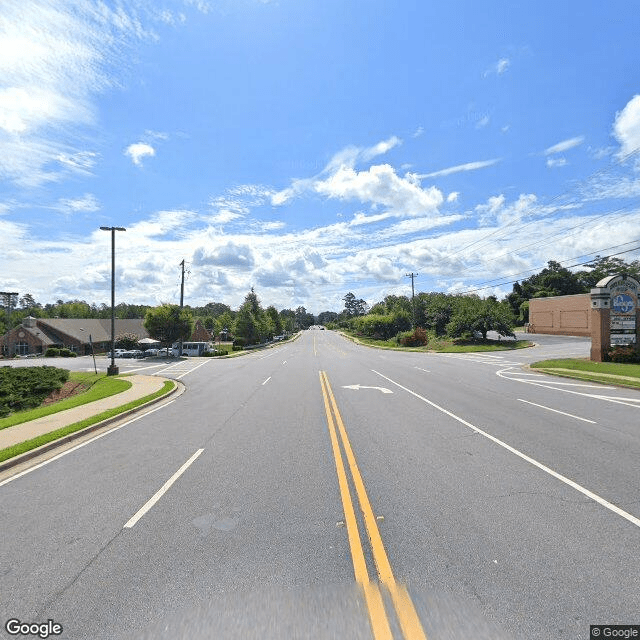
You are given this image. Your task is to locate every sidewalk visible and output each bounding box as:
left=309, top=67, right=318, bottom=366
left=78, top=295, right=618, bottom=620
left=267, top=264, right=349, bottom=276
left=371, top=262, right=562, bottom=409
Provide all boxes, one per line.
left=0, top=375, right=168, bottom=451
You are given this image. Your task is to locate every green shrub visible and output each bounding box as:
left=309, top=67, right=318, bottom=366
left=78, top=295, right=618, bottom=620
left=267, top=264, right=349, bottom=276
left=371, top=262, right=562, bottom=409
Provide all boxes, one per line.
left=0, top=366, right=70, bottom=417
left=59, top=348, right=77, bottom=357
left=233, top=337, right=246, bottom=347
left=45, top=348, right=60, bottom=357
left=232, top=345, right=243, bottom=351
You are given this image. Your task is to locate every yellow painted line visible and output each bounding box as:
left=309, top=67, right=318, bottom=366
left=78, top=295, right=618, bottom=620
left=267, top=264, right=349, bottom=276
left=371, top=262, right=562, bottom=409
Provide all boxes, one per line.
left=321, top=371, right=428, bottom=640
left=319, top=372, right=393, bottom=640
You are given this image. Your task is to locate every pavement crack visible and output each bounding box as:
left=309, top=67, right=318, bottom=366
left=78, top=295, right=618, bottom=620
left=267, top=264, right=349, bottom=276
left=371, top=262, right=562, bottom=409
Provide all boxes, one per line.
left=36, top=528, right=126, bottom=617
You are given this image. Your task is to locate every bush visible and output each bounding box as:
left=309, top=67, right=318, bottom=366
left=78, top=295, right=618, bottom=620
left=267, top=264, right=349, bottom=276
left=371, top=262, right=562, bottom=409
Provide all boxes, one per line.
left=233, top=337, right=246, bottom=347
left=607, top=345, right=640, bottom=363
left=232, top=345, right=243, bottom=351
left=0, top=366, right=70, bottom=417
left=45, top=348, right=60, bottom=357
left=59, top=348, right=77, bottom=357
left=396, top=327, right=429, bottom=347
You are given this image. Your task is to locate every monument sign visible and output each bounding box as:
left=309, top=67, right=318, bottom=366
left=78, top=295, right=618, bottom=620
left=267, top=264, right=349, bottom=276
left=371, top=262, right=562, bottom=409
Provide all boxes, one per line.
left=590, top=274, right=640, bottom=361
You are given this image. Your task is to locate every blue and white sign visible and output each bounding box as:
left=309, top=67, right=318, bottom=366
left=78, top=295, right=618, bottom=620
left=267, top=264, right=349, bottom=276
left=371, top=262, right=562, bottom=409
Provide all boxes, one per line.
left=612, top=293, right=635, bottom=314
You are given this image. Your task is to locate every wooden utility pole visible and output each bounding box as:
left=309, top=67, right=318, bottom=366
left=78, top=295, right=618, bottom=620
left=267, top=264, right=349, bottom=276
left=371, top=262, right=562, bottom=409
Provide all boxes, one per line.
left=405, top=273, right=418, bottom=328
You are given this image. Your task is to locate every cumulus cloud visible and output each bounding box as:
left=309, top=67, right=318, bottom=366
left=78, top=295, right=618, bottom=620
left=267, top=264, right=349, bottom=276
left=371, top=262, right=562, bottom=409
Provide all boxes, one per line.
left=271, top=136, right=402, bottom=206
left=125, top=142, right=155, bottom=166
left=192, top=241, right=255, bottom=269
left=613, top=95, right=640, bottom=157
left=484, top=57, right=510, bottom=77
left=315, top=164, right=444, bottom=218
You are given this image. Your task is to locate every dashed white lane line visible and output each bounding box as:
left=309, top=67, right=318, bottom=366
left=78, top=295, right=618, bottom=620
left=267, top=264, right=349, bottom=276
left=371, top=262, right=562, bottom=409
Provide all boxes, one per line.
left=124, top=448, right=204, bottom=529
left=518, top=399, right=597, bottom=424
left=372, top=369, right=640, bottom=530
left=262, top=376, right=271, bottom=385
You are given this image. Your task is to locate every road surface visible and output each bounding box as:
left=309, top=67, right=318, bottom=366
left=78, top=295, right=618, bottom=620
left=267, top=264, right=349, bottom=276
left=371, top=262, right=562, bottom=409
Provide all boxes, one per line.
left=1, top=331, right=639, bottom=639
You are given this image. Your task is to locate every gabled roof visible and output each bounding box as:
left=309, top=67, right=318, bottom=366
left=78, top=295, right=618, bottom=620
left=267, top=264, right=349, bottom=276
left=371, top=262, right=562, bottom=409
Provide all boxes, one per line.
left=36, top=319, right=149, bottom=343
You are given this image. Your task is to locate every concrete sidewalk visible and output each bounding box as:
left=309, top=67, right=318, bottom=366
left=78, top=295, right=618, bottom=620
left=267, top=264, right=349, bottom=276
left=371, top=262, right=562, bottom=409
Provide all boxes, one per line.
left=0, top=375, right=169, bottom=451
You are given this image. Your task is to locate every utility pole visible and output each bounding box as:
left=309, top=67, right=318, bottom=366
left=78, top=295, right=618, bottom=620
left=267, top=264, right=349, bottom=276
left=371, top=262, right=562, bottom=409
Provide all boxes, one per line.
left=1, top=292, right=19, bottom=357
left=405, top=273, right=418, bottom=328
left=179, top=259, right=185, bottom=357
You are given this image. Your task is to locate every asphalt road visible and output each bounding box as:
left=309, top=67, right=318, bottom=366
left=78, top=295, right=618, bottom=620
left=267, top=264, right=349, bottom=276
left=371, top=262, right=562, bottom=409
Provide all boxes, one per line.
left=1, top=331, right=639, bottom=639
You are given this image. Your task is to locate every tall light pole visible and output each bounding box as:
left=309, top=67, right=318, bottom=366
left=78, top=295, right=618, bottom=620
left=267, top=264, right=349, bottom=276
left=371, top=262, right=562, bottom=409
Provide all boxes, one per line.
left=100, top=226, right=126, bottom=375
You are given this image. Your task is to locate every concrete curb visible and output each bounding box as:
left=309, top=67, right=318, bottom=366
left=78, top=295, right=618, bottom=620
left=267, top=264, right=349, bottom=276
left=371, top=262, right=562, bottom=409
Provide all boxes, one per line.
left=0, top=379, right=185, bottom=474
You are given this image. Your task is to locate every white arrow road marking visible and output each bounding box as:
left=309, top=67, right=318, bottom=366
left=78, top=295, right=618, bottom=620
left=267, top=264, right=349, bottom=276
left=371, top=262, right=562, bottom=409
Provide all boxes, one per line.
left=342, top=384, right=393, bottom=394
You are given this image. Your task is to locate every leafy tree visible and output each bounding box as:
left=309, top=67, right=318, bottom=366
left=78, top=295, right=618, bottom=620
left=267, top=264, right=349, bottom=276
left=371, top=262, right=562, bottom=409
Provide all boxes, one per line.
left=317, top=310, right=338, bottom=325
left=279, top=309, right=296, bottom=333
left=233, top=289, right=268, bottom=344
left=144, top=304, right=194, bottom=347
left=415, top=292, right=457, bottom=336
left=446, top=296, right=515, bottom=340
left=265, top=306, right=283, bottom=336
left=579, top=256, right=640, bottom=287
left=342, top=292, right=368, bottom=317
left=115, top=333, right=140, bottom=350
left=294, top=306, right=315, bottom=329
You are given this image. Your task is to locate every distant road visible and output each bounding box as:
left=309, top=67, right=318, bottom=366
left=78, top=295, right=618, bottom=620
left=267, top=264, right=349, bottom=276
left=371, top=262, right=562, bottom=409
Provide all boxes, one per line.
left=1, top=331, right=638, bottom=639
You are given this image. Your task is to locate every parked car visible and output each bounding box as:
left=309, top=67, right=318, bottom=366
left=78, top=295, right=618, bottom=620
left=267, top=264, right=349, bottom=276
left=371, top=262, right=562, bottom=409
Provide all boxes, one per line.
left=107, top=349, right=127, bottom=358
left=121, top=349, right=144, bottom=358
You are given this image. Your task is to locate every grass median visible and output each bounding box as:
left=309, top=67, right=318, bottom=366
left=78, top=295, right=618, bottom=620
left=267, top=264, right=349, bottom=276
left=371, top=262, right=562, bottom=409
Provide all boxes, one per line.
left=530, top=359, right=640, bottom=389
left=0, top=377, right=175, bottom=464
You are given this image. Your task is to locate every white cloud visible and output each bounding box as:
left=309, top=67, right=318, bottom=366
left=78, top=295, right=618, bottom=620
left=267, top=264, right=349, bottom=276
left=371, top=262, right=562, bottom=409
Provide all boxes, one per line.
left=192, top=241, right=255, bottom=269
left=271, top=137, right=402, bottom=206
left=475, top=115, right=490, bottom=129
left=415, top=158, right=500, bottom=179
left=476, top=193, right=538, bottom=226
left=125, top=142, right=155, bottom=166
left=447, top=192, right=459, bottom=203
left=613, top=95, right=640, bottom=157
left=315, top=164, right=444, bottom=218
left=0, top=0, right=152, bottom=185
left=546, top=157, right=567, bottom=168
left=544, top=135, right=585, bottom=155
left=57, top=193, right=100, bottom=214
left=484, top=57, right=510, bottom=77
left=412, top=126, right=424, bottom=138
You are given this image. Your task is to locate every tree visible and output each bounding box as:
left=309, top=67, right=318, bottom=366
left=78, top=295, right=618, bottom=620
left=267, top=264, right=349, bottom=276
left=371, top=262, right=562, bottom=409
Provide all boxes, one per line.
left=233, top=289, right=267, bottom=344
left=294, top=306, right=314, bottom=329
left=115, top=333, right=140, bottom=350
left=342, top=292, right=368, bottom=317
left=446, top=296, right=515, bottom=340
left=265, top=306, right=283, bottom=336
left=317, top=311, right=338, bottom=325
left=144, top=304, right=194, bottom=347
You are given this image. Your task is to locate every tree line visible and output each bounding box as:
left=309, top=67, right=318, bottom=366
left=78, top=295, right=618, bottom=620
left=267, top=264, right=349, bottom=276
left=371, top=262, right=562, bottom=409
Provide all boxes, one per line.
left=3, top=255, right=638, bottom=346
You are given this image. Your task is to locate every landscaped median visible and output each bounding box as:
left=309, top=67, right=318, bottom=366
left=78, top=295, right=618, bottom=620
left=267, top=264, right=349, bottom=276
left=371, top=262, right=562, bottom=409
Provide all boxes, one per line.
left=530, top=359, right=640, bottom=389
left=340, top=329, right=533, bottom=353
left=0, top=370, right=176, bottom=466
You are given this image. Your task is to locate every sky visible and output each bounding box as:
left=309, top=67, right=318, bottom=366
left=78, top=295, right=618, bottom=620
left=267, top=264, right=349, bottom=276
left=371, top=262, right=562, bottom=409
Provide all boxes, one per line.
left=1, top=0, right=640, bottom=315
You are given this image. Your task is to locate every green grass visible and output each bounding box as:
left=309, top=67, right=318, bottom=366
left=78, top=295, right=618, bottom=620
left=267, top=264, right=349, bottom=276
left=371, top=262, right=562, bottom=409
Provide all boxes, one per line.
left=342, top=330, right=532, bottom=353
left=530, top=358, right=640, bottom=388
left=0, top=372, right=131, bottom=431
left=0, top=380, right=175, bottom=463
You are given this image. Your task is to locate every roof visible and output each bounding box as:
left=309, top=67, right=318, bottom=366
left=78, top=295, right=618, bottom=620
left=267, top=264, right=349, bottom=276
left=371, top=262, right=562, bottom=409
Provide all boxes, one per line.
left=36, top=319, right=149, bottom=343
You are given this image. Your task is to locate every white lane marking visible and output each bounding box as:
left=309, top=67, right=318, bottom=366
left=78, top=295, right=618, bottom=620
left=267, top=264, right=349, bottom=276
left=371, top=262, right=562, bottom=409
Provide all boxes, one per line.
left=414, top=367, right=431, bottom=373
left=0, top=401, right=175, bottom=488
left=118, top=363, right=168, bottom=374
left=518, top=399, right=597, bottom=424
left=175, top=359, right=211, bottom=380
left=372, top=370, right=640, bottom=530
left=262, top=376, right=271, bottom=385
left=342, top=384, right=393, bottom=394
left=282, top=360, right=287, bottom=365
left=124, top=449, right=204, bottom=528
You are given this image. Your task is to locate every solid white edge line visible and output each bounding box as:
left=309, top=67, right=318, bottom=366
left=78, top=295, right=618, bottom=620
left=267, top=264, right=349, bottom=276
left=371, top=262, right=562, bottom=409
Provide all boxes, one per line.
left=262, top=376, right=271, bottom=385
left=0, top=401, right=175, bottom=488
left=124, top=448, right=204, bottom=529
left=518, top=399, right=597, bottom=424
left=371, top=369, right=640, bottom=529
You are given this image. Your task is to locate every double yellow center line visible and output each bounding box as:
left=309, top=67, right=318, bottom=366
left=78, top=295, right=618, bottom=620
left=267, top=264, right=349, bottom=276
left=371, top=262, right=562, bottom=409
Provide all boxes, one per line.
left=319, top=371, right=427, bottom=640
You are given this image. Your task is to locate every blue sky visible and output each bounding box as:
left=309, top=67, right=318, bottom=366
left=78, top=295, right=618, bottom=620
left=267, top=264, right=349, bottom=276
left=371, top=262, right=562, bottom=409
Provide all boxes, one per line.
left=2, top=0, right=640, bottom=314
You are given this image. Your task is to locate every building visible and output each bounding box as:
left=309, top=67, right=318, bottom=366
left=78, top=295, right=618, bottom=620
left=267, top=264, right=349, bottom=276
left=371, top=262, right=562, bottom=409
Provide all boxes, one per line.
left=0, top=317, right=149, bottom=357
left=527, top=294, right=591, bottom=337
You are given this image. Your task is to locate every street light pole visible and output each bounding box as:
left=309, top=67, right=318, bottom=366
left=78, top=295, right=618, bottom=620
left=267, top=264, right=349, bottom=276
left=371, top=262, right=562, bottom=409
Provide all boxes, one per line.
left=100, top=226, right=126, bottom=375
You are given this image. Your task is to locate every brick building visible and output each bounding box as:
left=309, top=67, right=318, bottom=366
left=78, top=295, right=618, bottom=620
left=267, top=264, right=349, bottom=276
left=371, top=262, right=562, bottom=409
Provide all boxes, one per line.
left=528, top=294, right=591, bottom=337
